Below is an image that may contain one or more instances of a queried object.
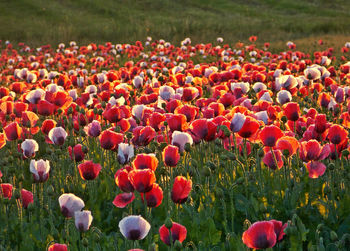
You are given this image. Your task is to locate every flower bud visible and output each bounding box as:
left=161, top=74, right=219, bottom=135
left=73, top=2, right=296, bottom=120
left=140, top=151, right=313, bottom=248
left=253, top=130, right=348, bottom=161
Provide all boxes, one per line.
left=165, top=218, right=173, bottom=229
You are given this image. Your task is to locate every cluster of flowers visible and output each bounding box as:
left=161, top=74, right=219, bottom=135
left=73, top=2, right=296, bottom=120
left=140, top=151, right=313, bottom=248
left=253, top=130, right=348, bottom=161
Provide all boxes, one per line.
left=0, top=36, right=350, bottom=249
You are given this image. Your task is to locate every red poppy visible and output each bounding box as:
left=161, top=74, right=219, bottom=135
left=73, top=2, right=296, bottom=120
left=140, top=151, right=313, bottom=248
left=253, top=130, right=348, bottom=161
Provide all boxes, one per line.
left=276, top=136, right=299, bottom=157
left=166, top=99, right=182, bottom=113
left=269, top=220, right=287, bottom=242
left=68, top=144, right=86, bottom=162
left=149, top=112, right=166, bottom=131
left=113, top=192, right=135, bottom=208
left=182, top=87, right=199, bottom=102
left=21, top=189, right=34, bottom=209
left=314, top=114, right=327, bottom=134
left=100, top=129, right=124, bottom=150
left=4, top=122, right=22, bottom=141
left=162, top=145, right=181, bottom=167
left=1, top=183, right=13, bottom=199
left=174, top=105, right=199, bottom=122
left=306, top=161, right=327, bottom=178
left=238, top=116, right=260, bottom=139
left=283, top=102, right=300, bottom=121
left=327, top=124, right=348, bottom=145
left=159, top=222, right=187, bottom=246
left=103, top=105, right=131, bottom=123
left=129, top=169, right=156, bottom=193
left=299, top=140, right=330, bottom=162
left=318, top=93, right=331, bottom=108
left=189, top=119, right=217, bottom=142
left=115, top=167, right=134, bottom=193
left=131, top=126, right=156, bottom=146
left=48, top=243, right=68, bottom=251
left=171, top=176, right=192, bottom=204
left=141, top=183, right=163, bottom=208
left=262, top=150, right=283, bottom=170
left=41, top=119, right=57, bottom=135
left=166, top=114, right=188, bottom=132
left=132, top=153, right=159, bottom=171
left=242, top=221, right=276, bottom=249
left=77, top=160, right=102, bottom=180
left=37, top=100, right=55, bottom=116
left=258, top=125, right=283, bottom=147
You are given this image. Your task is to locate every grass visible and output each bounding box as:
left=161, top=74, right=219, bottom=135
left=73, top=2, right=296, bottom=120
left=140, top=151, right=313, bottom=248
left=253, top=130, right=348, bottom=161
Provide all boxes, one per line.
left=0, top=0, right=350, bottom=50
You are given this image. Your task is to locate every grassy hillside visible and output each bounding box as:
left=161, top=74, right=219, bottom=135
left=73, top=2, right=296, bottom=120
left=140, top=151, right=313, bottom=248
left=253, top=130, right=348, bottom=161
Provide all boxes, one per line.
left=0, top=0, right=350, bottom=50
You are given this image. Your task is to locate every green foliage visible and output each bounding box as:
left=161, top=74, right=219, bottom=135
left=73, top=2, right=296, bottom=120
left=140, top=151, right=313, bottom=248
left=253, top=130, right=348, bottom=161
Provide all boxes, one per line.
left=0, top=0, right=350, bottom=51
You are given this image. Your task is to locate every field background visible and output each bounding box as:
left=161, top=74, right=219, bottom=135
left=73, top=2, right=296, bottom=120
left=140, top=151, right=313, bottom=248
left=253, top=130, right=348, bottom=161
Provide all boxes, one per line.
left=1, top=0, right=350, bottom=51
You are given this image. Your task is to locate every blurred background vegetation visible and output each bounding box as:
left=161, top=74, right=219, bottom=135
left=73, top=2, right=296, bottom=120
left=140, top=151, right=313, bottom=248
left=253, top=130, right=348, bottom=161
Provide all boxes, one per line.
left=0, top=0, right=350, bottom=51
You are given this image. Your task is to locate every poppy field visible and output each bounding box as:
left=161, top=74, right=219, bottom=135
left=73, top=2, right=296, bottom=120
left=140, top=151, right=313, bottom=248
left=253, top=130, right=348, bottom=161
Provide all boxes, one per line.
left=0, top=37, right=350, bottom=251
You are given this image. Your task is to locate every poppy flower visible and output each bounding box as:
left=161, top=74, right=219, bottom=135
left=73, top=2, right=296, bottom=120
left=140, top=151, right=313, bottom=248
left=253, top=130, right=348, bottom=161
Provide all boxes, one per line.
left=117, top=143, right=134, bottom=165
left=242, top=221, right=277, bottom=249
left=103, top=105, right=131, bottom=123
left=276, top=90, right=292, bottom=105
left=283, top=102, right=300, bottom=121
left=48, top=127, right=67, bottom=146
left=100, top=129, right=124, bottom=150
left=238, top=116, right=260, bottom=139
left=269, top=220, right=287, bottom=242
left=171, top=131, right=193, bottom=152
left=182, top=87, right=199, bottom=102
left=174, top=105, right=199, bottom=122
left=304, top=67, right=321, bottom=80
left=1, top=183, right=13, bottom=199
left=162, top=145, right=181, bottom=167
left=85, top=120, right=101, bottom=137
left=327, top=124, right=348, bottom=145
left=132, top=153, right=158, bottom=171
left=258, top=125, right=283, bottom=147
left=58, top=193, right=85, bottom=218
left=159, top=222, right=187, bottom=246
left=230, top=113, right=246, bottom=133
left=113, top=192, right=135, bottom=208
left=21, top=189, right=34, bottom=209
left=141, top=183, right=163, bottom=208
left=276, top=136, right=299, bottom=157
left=74, top=210, right=93, bottom=232
left=129, top=169, right=156, bottom=193
left=22, top=111, right=39, bottom=128
left=159, top=85, right=175, bottom=101
left=25, top=89, right=45, bottom=104
left=68, top=144, right=86, bottom=162
left=119, top=215, right=151, bottom=240
left=41, top=119, right=57, bottom=135
left=21, top=139, right=39, bottom=158
left=299, top=140, right=330, bottom=162
left=166, top=114, right=188, bottom=132
left=48, top=244, right=68, bottom=251
left=314, top=114, right=327, bottom=134
left=132, top=126, right=156, bottom=146
left=149, top=112, right=166, bottom=131
left=318, top=93, right=331, bottom=109
left=171, top=176, right=192, bottom=204
left=114, top=165, right=133, bottom=189
left=4, top=122, right=22, bottom=141
left=30, top=159, right=50, bottom=182
left=189, top=119, right=216, bottom=141
left=77, top=160, right=102, bottom=180
left=37, top=100, right=56, bottom=116
left=262, top=150, right=283, bottom=170
left=306, top=161, right=327, bottom=178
